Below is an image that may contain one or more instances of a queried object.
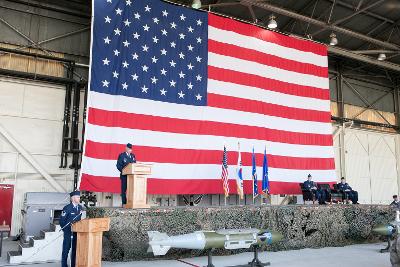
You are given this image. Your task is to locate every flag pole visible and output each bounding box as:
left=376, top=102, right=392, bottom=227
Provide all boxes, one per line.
left=252, top=179, right=255, bottom=205
left=252, top=146, right=256, bottom=205
left=222, top=142, right=228, bottom=206
left=237, top=141, right=241, bottom=206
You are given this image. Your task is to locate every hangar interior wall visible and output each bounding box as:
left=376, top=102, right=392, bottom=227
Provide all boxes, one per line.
left=0, top=77, right=77, bottom=235
left=344, top=130, right=399, bottom=204
left=333, top=127, right=400, bottom=204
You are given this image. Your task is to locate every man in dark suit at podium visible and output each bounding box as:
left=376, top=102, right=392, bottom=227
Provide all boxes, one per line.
left=116, top=143, right=136, bottom=207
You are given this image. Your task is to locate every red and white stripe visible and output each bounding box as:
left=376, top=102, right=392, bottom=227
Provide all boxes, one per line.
left=221, top=149, right=229, bottom=197
left=221, top=167, right=229, bottom=197
left=80, top=13, right=335, bottom=195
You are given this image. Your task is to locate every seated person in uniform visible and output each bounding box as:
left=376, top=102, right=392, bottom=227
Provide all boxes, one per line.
left=303, top=174, right=326, bottom=204
left=337, top=177, right=359, bottom=204
left=390, top=195, right=400, bottom=209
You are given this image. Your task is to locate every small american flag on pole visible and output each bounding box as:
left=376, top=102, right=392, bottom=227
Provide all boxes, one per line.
left=221, top=145, right=229, bottom=197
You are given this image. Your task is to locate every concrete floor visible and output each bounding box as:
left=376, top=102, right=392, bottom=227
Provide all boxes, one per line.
left=0, top=239, right=391, bottom=267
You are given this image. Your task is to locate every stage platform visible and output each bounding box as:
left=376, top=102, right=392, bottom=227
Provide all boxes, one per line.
left=0, top=242, right=390, bottom=267
left=87, top=204, right=393, bottom=261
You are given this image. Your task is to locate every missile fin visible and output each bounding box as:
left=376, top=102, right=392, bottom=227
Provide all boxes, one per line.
left=149, top=245, right=171, bottom=256
left=147, top=231, right=171, bottom=256
left=148, top=231, right=169, bottom=241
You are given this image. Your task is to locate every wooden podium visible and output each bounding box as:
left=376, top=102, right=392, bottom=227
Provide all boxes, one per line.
left=122, top=162, right=152, bottom=209
left=72, top=218, right=110, bottom=267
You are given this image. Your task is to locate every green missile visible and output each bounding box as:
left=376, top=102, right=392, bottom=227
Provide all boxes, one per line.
left=148, top=228, right=283, bottom=256
left=372, top=224, right=396, bottom=236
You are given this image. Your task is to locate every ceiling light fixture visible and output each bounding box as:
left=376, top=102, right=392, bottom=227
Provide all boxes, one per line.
left=267, top=15, right=277, bottom=29
left=329, top=33, right=338, bottom=46
left=377, top=53, right=386, bottom=61
left=192, top=0, right=201, bottom=9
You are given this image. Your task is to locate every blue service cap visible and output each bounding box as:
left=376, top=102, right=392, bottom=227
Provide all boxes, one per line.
left=70, top=191, right=80, bottom=197
left=127, top=143, right=133, bottom=148
left=307, top=174, right=312, bottom=178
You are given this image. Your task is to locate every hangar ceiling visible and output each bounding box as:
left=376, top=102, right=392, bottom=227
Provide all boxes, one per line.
left=1, top=0, right=400, bottom=73
left=167, top=0, right=400, bottom=72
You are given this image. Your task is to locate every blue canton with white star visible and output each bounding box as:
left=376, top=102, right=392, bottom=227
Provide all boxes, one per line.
left=90, top=0, right=208, bottom=106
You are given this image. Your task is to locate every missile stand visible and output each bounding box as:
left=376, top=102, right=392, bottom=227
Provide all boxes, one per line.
left=206, top=249, right=215, bottom=267
left=229, top=245, right=270, bottom=267
left=380, top=236, right=393, bottom=253
left=248, top=245, right=270, bottom=267
left=380, top=210, right=400, bottom=253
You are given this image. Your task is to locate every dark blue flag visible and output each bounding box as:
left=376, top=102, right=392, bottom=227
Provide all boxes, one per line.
left=262, top=146, right=269, bottom=194
left=252, top=147, right=258, bottom=198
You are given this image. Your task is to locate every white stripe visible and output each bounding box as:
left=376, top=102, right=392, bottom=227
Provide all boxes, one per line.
left=209, top=52, right=329, bottom=90
left=208, top=79, right=330, bottom=112
left=89, top=92, right=332, bottom=135
left=85, top=123, right=335, bottom=159
left=209, top=26, right=327, bottom=68
left=81, top=157, right=336, bottom=183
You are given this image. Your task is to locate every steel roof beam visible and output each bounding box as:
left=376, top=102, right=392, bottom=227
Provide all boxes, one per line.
left=353, top=49, right=399, bottom=54
left=281, top=0, right=318, bottom=31
left=325, top=0, right=394, bottom=24
left=329, top=46, right=400, bottom=72
left=241, top=0, right=400, bottom=51
left=311, top=0, right=386, bottom=36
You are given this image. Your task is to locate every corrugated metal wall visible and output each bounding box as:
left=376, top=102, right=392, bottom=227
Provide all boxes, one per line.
left=342, top=129, right=399, bottom=204
left=0, top=43, right=65, bottom=77
left=331, top=101, right=396, bottom=130
left=0, top=77, right=75, bottom=235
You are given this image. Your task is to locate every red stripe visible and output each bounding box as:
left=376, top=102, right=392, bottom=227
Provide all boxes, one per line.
left=80, top=174, right=120, bottom=193
left=207, top=93, right=331, bottom=123
left=88, top=108, right=333, bottom=146
left=84, top=140, right=335, bottom=170
left=208, top=40, right=328, bottom=78
left=208, top=66, right=330, bottom=100
left=80, top=174, right=335, bottom=195
left=208, top=13, right=327, bottom=56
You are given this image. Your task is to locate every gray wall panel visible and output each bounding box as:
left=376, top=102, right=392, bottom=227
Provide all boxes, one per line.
left=342, top=78, right=394, bottom=112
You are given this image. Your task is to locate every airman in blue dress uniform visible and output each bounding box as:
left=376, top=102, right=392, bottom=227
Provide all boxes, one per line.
left=60, top=191, right=83, bottom=267
left=337, top=177, right=359, bottom=204
left=116, top=143, right=136, bottom=206
left=303, top=174, right=326, bottom=204
left=391, top=195, right=400, bottom=209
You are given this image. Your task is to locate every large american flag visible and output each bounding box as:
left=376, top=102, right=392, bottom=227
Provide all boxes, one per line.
left=79, top=0, right=336, bottom=195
